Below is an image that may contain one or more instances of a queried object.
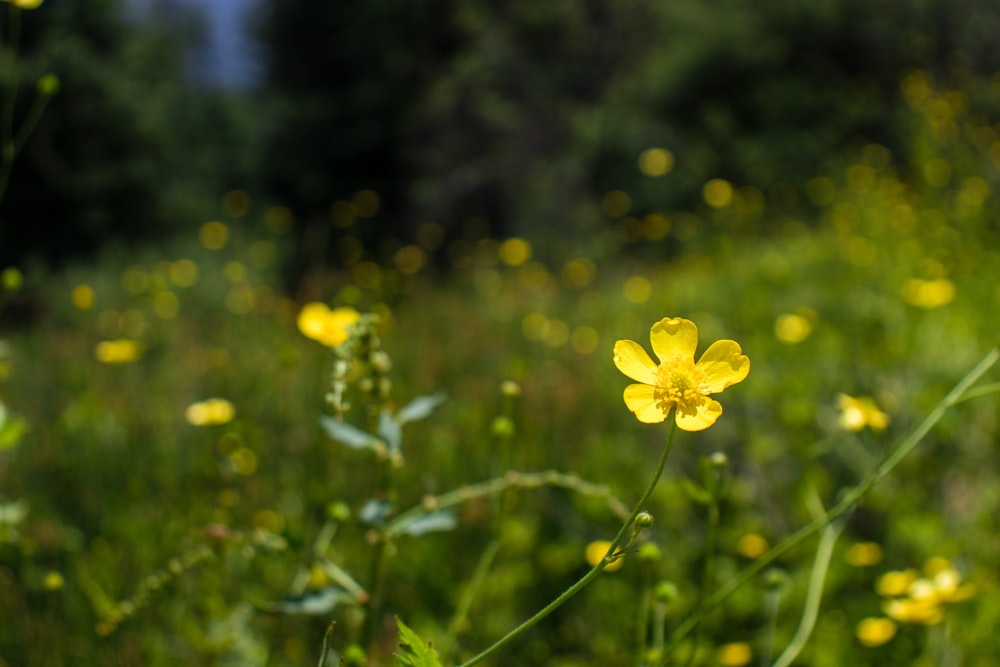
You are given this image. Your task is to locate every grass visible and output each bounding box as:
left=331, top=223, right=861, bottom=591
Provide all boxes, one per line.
left=2, top=70, right=1000, bottom=666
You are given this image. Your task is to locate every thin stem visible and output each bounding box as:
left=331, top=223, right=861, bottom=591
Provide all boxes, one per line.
left=677, top=494, right=721, bottom=667
left=667, top=345, right=1000, bottom=646
left=771, top=519, right=841, bottom=667
left=317, top=620, right=336, bottom=667
left=458, top=421, right=679, bottom=667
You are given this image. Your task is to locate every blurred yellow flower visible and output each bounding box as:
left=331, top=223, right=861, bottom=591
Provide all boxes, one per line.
left=71, top=284, right=94, bottom=310
left=94, top=339, right=142, bottom=364
left=716, top=641, right=752, bottom=667
left=185, top=398, right=235, bottom=426
left=613, top=317, right=749, bottom=431
left=736, top=533, right=770, bottom=559
left=877, top=560, right=974, bottom=626
left=844, top=541, right=883, bottom=567
left=856, top=617, right=896, bottom=647
left=297, top=303, right=359, bottom=347
left=837, top=394, right=889, bottom=432
left=43, top=570, right=64, bottom=591
left=4, top=0, right=44, bottom=8
left=585, top=540, right=623, bottom=572
left=902, top=278, right=955, bottom=308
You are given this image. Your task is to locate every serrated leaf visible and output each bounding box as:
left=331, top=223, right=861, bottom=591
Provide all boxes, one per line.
left=319, top=416, right=381, bottom=451
left=394, top=617, right=442, bottom=667
left=378, top=410, right=402, bottom=453
left=394, top=511, right=456, bottom=537
left=396, top=393, right=446, bottom=425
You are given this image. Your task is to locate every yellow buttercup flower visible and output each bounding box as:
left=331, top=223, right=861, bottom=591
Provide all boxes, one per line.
left=585, top=540, right=623, bottom=572
left=837, top=394, right=890, bottom=432
left=185, top=398, right=235, bottom=426
left=4, top=0, right=45, bottom=9
left=296, top=303, right=359, bottom=347
left=613, top=317, right=749, bottom=431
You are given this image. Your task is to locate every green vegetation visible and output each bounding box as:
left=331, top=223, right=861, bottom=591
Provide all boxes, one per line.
left=3, top=1, right=1000, bottom=665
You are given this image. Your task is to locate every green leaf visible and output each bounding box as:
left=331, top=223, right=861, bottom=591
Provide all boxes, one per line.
left=396, top=393, right=446, bottom=425
left=378, top=409, right=402, bottom=453
left=260, top=587, right=355, bottom=615
left=394, top=617, right=442, bottom=667
left=319, top=416, right=382, bottom=452
left=394, top=510, right=456, bottom=537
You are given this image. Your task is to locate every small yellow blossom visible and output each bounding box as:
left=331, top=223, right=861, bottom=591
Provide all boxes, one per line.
left=43, top=570, right=64, bottom=591
left=185, top=398, right=235, bottom=426
left=837, top=394, right=889, bottom=432
left=613, top=317, right=749, bottom=431
left=716, top=641, right=752, bottom=667
left=4, top=0, right=45, bottom=9
left=94, top=339, right=142, bottom=364
left=585, top=540, right=624, bottom=572
left=856, top=617, right=897, bottom=647
left=736, top=533, right=770, bottom=559
left=845, top=541, right=883, bottom=567
left=297, top=303, right=359, bottom=347
left=902, top=278, right=955, bottom=308
left=877, top=560, right=974, bottom=627
left=71, top=285, right=94, bottom=310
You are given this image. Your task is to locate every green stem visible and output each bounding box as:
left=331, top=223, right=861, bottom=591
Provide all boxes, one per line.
left=771, top=519, right=841, bottom=667
left=677, top=494, right=720, bottom=667
left=666, top=345, right=1000, bottom=646
left=457, top=421, right=679, bottom=667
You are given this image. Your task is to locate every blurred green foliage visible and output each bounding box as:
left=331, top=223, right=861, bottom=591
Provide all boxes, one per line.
left=2, top=1, right=1000, bottom=665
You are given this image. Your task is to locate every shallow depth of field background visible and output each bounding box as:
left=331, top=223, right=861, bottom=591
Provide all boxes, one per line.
left=2, top=2, right=1000, bottom=665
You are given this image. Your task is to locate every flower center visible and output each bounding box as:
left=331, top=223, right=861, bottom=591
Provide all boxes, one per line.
left=655, top=358, right=705, bottom=416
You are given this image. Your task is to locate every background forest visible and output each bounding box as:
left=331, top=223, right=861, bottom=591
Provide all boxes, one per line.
left=2, top=1, right=1000, bottom=665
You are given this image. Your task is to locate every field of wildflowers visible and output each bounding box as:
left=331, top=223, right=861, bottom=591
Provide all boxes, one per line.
left=4, top=7, right=1000, bottom=664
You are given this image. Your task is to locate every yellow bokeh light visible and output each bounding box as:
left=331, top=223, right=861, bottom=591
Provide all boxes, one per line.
left=845, top=542, right=884, bottom=567
left=902, top=278, right=955, bottom=308
left=585, top=541, right=623, bottom=572
left=562, top=258, right=596, bottom=288
left=716, top=642, right=752, bottom=667
left=184, top=398, right=236, bottom=426
left=297, top=303, right=359, bottom=347
left=498, top=237, right=532, bottom=267
left=737, top=533, right=769, bottom=559
left=704, top=179, right=734, bottom=208
left=71, top=284, right=94, bottom=310
left=638, top=147, right=675, bottom=177
left=153, top=291, right=180, bottom=319
left=521, top=312, right=549, bottom=341
left=856, top=617, right=897, bottom=647
left=94, top=339, right=142, bottom=365
left=601, top=190, right=632, bottom=218
left=774, top=312, right=814, bottom=344
left=221, top=189, right=251, bottom=218
left=352, top=189, right=380, bottom=218
left=641, top=213, right=670, bottom=240
left=394, top=245, right=426, bottom=275
left=168, top=260, right=198, bottom=287
left=199, top=221, right=229, bottom=250
left=265, top=206, right=294, bottom=234
left=570, top=326, right=599, bottom=355
left=623, top=275, right=652, bottom=304
left=229, top=447, right=258, bottom=475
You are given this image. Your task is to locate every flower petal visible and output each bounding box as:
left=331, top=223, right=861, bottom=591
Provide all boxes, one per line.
left=623, top=384, right=669, bottom=423
left=696, top=340, right=750, bottom=393
left=650, top=317, right=698, bottom=364
left=675, top=397, right=722, bottom=431
left=613, top=340, right=659, bottom=385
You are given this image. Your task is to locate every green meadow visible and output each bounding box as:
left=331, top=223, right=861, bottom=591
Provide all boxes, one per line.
left=4, top=3, right=1000, bottom=666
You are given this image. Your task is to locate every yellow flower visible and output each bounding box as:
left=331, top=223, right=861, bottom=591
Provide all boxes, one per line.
left=185, top=398, right=235, bottom=426
left=836, top=394, right=889, bottom=432
left=716, top=641, right=752, bottom=667
left=297, top=303, right=359, bottom=347
left=4, top=0, right=44, bottom=9
left=94, top=339, right=142, bottom=364
left=585, top=540, right=624, bottom=572
left=613, top=317, right=749, bottom=431
left=856, top=617, right=897, bottom=647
